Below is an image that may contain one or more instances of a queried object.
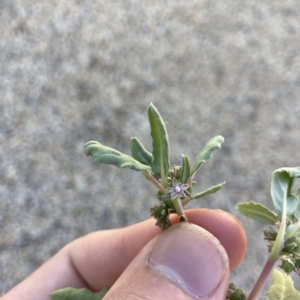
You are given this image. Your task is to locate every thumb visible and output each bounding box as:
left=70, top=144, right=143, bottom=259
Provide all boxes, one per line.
left=104, top=222, right=230, bottom=300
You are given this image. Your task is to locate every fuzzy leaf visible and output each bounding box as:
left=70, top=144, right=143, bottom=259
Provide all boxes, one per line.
left=266, top=269, right=300, bottom=300
left=236, top=201, right=278, bottom=225
left=192, top=182, right=226, bottom=200
left=190, top=136, right=224, bottom=177
left=270, top=167, right=300, bottom=216
left=50, top=287, right=108, bottom=300
left=179, top=155, right=191, bottom=184
left=148, top=103, right=170, bottom=178
left=84, top=141, right=152, bottom=174
left=130, top=137, right=153, bottom=166
left=182, top=182, right=225, bottom=207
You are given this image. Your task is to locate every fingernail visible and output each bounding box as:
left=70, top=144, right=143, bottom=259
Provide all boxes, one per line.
left=148, top=222, right=229, bottom=299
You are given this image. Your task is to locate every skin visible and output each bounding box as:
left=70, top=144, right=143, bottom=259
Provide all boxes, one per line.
left=2, top=208, right=247, bottom=300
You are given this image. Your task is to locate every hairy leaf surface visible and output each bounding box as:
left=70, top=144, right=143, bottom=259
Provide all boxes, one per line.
left=266, top=269, right=300, bottom=300
left=84, top=141, right=152, bottom=174
left=190, top=136, right=224, bottom=177
left=180, top=155, right=191, bottom=184
left=148, top=103, right=170, bottom=178
left=130, top=137, right=153, bottom=166
left=193, top=182, right=226, bottom=200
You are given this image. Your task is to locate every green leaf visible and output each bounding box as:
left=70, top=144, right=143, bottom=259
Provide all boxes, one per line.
left=150, top=200, right=176, bottom=229
left=270, top=167, right=300, bottom=216
left=148, top=103, right=170, bottom=179
left=286, top=194, right=299, bottom=217
left=182, top=182, right=225, bottom=207
left=179, top=155, right=191, bottom=184
left=190, top=136, right=224, bottom=177
left=227, top=282, right=247, bottom=300
left=229, top=292, right=247, bottom=300
left=130, top=137, right=153, bottom=166
left=50, top=287, right=108, bottom=300
left=192, top=182, right=226, bottom=200
left=285, top=221, right=300, bottom=239
left=235, top=201, right=278, bottom=225
left=294, top=189, right=300, bottom=219
left=266, top=268, right=300, bottom=300
left=84, top=141, right=152, bottom=174
left=271, top=170, right=290, bottom=216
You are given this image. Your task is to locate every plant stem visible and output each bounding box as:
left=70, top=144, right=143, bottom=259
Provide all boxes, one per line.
left=247, top=256, right=277, bottom=300
left=144, top=173, right=167, bottom=194
left=248, top=196, right=287, bottom=300
left=172, top=196, right=187, bottom=222
left=248, top=175, right=290, bottom=300
left=269, top=199, right=287, bottom=260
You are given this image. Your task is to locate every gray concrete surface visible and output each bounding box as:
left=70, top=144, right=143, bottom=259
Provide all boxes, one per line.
left=1, top=1, right=300, bottom=298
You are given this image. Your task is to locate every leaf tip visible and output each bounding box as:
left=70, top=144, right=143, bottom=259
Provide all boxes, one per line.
left=83, top=141, right=97, bottom=157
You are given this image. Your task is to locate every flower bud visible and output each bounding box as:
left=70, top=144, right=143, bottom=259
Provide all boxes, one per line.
left=280, top=258, right=295, bottom=274
left=263, top=228, right=277, bottom=241
left=281, top=242, right=298, bottom=253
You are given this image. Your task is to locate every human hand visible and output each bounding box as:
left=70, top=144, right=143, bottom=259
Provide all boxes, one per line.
left=3, top=208, right=246, bottom=300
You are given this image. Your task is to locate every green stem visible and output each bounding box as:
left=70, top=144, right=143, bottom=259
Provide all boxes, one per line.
left=172, top=196, right=187, bottom=222
left=248, top=194, right=287, bottom=299
left=143, top=172, right=167, bottom=194
left=270, top=197, right=287, bottom=260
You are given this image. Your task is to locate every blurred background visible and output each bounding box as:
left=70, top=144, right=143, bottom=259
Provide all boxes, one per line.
left=1, top=1, right=300, bottom=298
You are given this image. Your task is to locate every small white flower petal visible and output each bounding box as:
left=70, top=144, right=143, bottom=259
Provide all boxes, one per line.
left=180, top=184, right=189, bottom=190
left=171, top=192, right=178, bottom=199
left=179, top=190, right=186, bottom=197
